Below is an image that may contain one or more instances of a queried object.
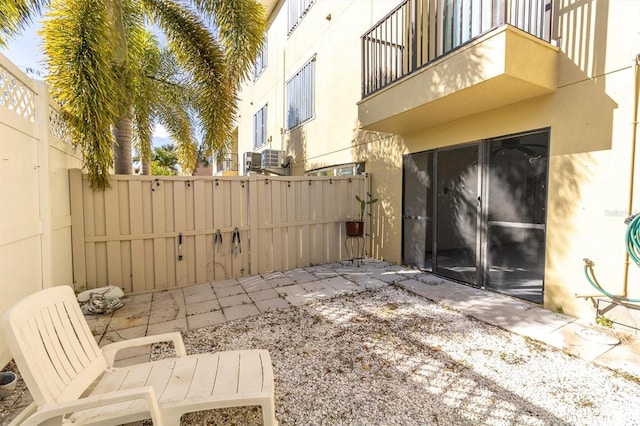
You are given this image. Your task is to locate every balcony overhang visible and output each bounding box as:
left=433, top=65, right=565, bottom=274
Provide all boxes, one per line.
left=358, top=25, right=559, bottom=134
left=258, top=0, right=279, bottom=21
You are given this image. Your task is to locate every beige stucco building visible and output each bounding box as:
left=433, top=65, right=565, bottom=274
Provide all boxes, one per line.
left=236, top=0, right=640, bottom=326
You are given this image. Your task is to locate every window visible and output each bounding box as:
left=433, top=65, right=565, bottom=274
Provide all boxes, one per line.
left=253, top=104, right=267, bottom=149
left=306, top=162, right=365, bottom=176
left=286, top=58, right=315, bottom=130
left=287, top=0, right=315, bottom=35
left=253, top=41, right=268, bottom=80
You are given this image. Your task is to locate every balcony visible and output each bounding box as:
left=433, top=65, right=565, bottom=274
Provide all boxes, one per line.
left=215, top=153, right=239, bottom=176
left=358, top=0, right=559, bottom=133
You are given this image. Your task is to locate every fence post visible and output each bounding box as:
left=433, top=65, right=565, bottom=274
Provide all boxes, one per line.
left=363, top=173, right=372, bottom=257
left=248, top=174, right=260, bottom=275
left=69, top=168, right=87, bottom=290
left=35, top=82, right=52, bottom=289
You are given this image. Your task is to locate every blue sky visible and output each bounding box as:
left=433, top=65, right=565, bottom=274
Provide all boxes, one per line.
left=0, top=21, right=44, bottom=73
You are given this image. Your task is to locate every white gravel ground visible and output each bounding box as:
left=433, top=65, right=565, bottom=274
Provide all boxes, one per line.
left=2, top=282, right=639, bottom=425
left=143, top=286, right=640, bottom=425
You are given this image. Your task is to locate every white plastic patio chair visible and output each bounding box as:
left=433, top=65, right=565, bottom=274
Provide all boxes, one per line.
left=2, top=285, right=277, bottom=425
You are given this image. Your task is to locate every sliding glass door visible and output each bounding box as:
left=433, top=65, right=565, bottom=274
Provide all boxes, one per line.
left=402, top=129, right=549, bottom=303
left=484, top=132, right=548, bottom=303
left=434, top=144, right=480, bottom=284
left=402, top=151, right=433, bottom=270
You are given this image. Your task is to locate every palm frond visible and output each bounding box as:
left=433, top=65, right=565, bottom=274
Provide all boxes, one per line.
left=185, top=0, right=266, bottom=157
left=129, top=29, right=162, bottom=164
left=0, top=0, right=48, bottom=46
left=191, top=0, right=266, bottom=84
left=42, top=0, right=123, bottom=190
left=142, top=0, right=233, bottom=160
left=34, top=0, right=263, bottom=187
left=153, top=54, right=198, bottom=174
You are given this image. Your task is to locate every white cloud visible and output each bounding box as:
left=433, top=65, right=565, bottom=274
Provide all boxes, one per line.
left=153, top=124, right=170, bottom=138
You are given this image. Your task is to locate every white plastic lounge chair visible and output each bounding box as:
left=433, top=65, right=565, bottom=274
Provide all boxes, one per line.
left=2, top=285, right=277, bottom=425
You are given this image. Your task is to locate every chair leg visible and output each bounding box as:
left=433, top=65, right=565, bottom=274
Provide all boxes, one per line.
left=160, top=413, right=182, bottom=425
left=261, top=401, right=278, bottom=426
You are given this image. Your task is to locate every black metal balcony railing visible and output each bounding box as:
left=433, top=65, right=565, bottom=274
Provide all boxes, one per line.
left=216, top=153, right=239, bottom=174
left=362, top=0, right=552, bottom=97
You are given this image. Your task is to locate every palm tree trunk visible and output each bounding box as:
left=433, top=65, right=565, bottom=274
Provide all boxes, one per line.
left=111, top=0, right=132, bottom=176
left=141, top=159, right=151, bottom=175
left=113, top=116, right=132, bottom=174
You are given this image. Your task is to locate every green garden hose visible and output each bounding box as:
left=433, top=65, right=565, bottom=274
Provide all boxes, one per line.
left=583, top=214, right=640, bottom=302
left=626, top=213, right=640, bottom=266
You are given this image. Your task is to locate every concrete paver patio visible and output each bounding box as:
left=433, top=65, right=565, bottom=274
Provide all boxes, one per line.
left=83, top=259, right=640, bottom=378
left=4, top=259, right=640, bottom=425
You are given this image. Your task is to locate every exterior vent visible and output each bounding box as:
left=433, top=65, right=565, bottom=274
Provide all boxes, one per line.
left=261, top=150, right=285, bottom=169
left=251, top=152, right=262, bottom=168
left=243, top=152, right=262, bottom=175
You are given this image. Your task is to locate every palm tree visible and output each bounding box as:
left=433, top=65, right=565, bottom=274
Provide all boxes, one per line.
left=0, top=0, right=265, bottom=190
left=152, top=143, right=179, bottom=175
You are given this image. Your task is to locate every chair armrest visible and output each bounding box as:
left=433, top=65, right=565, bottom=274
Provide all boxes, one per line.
left=7, top=402, right=37, bottom=426
left=101, top=332, right=186, bottom=367
left=21, top=386, right=163, bottom=426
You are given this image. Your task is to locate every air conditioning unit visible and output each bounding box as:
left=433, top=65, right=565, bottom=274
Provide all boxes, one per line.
left=261, top=150, right=286, bottom=169
left=243, top=152, right=262, bottom=175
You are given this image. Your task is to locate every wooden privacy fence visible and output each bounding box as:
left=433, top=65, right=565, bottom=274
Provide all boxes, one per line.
left=70, top=171, right=370, bottom=293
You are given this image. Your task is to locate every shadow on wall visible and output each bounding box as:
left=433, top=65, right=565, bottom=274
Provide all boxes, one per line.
left=552, top=0, right=616, bottom=155
left=350, top=122, right=404, bottom=262
left=545, top=153, right=594, bottom=306
left=546, top=0, right=618, bottom=313
left=285, top=117, right=306, bottom=175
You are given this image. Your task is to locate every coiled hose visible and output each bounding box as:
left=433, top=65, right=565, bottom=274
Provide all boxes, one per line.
left=626, top=214, right=640, bottom=266
left=583, top=214, right=640, bottom=302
